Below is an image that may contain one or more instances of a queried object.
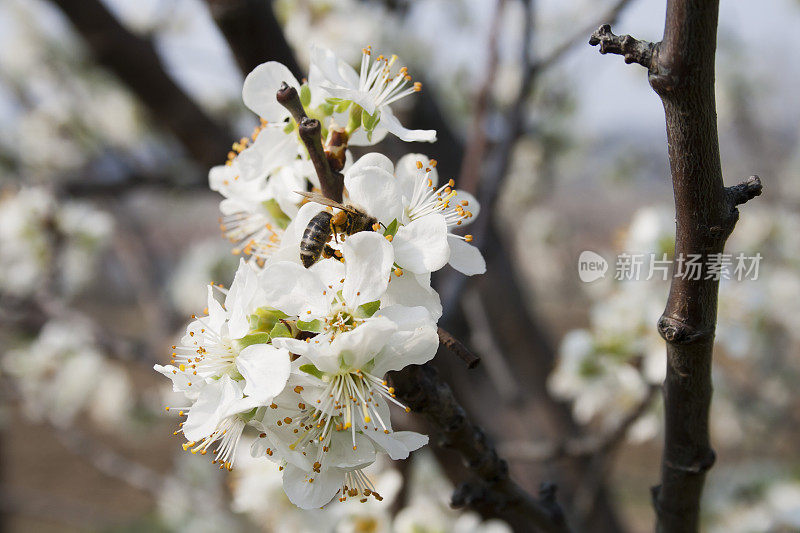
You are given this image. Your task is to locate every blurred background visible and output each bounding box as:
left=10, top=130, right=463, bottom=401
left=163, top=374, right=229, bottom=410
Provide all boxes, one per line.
left=1, top=0, right=799, bottom=531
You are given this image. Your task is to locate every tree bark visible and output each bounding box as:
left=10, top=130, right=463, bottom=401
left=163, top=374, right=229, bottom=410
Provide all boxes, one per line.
left=591, top=2, right=762, bottom=531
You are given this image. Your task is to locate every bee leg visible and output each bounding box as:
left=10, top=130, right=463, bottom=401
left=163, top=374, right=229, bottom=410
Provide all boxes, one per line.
left=322, top=245, right=343, bottom=262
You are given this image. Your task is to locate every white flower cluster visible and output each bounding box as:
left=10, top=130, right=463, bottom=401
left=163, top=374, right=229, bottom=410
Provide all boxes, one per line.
left=231, top=444, right=511, bottom=533
left=3, top=317, right=133, bottom=429
left=156, top=45, right=485, bottom=509
left=549, top=204, right=800, bottom=444
left=0, top=187, right=113, bottom=297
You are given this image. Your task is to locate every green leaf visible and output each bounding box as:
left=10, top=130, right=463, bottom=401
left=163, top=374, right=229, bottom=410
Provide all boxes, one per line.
left=355, top=300, right=380, bottom=318
left=299, top=364, right=324, bottom=380
left=299, top=84, right=312, bottom=107
left=383, top=218, right=399, bottom=238
left=237, top=332, right=272, bottom=349
left=283, top=120, right=296, bottom=134
left=269, top=321, right=293, bottom=339
left=262, top=199, right=291, bottom=230
left=296, top=319, right=323, bottom=333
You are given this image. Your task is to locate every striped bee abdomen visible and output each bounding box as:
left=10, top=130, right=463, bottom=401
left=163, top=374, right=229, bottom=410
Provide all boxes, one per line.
left=300, top=211, right=334, bottom=268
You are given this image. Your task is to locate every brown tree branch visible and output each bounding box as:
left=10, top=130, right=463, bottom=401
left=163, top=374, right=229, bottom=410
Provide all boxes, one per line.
left=48, top=0, right=233, bottom=170
left=277, top=83, right=344, bottom=203
left=388, top=364, right=570, bottom=533
left=591, top=2, right=762, bottom=531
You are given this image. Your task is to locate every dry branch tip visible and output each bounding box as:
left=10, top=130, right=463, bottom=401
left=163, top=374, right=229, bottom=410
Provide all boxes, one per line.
left=589, top=24, right=655, bottom=69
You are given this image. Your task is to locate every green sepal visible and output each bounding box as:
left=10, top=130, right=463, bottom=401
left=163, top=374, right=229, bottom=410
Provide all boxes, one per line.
left=347, top=104, right=362, bottom=134
left=335, top=100, right=351, bottom=113
left=299, top=84, right=312, bottom=107
left=383, top=218, right=399, bottom=238
left=249, top=307, right=289, bottom=333
left=262, top=199, right=291, bottom=230
left=319, top=102, right=334, bottom=116
left=269, top=321, right=293, bottom=339
left=296, top=319, right=323, bottom=333
left=355, top=300, right=380, bottom=318
left=299, top=364, right=324, bottom=380
left=325, top=97, right=344, bottom=105
left=237, top=332, right=272, bottom=349
left=361, top=109, right=380, bottom=138
left=283, top=120, right=296, bottom=135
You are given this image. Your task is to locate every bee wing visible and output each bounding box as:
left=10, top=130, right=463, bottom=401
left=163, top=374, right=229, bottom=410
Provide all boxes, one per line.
left=294, top=191, right=360, bottom=214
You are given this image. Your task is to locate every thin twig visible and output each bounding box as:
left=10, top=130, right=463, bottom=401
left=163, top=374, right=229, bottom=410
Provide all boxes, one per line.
left=458, top=0, right=506, bottom=194
left=460, top=289, right=522, bottom=402
left=500, top=384, right=658, bottom=461
left=535, top=0, right=635, bottom=73
left=438, top=327, right=481, bottom=369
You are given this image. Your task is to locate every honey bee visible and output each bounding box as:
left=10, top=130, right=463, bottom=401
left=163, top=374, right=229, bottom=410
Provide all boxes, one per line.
left=296, top=192, right=378, bottom=268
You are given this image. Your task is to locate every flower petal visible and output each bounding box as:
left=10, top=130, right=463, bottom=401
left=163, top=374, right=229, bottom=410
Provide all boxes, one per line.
left=372, top=305, right=439, bottom=375
left=236, top=344, right=291, bottom=404
left=260, top=261, right=329, bottom=317
left=326, top=431, right=376, bottom=469
left=183, top=375, right=241, bottom=442
left=383, top=271, right=442, bottom=321
left=236, top=126, right=298, bottom=182
left=282, top=464, right=343, bottom=509
left=392, top=214, right=449, bottom=274
left=380, top=106, right=436, bottom=143
left=344, top=165, right=402, bottom=226
left=447, top=236, right=486, bottom=275
left=242, top=62, right=298, bottom=122
left=347, top=152, right=395, bottom=176
left=342, top=232, right=394, bottom=308
left=365, top=430, right=428, bottom=460
left=328, top=317, right=396, bottom=370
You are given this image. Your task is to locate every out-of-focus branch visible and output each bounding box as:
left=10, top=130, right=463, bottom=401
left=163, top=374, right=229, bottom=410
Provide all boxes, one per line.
left=204, top=0, right=303, bottom=78
left=535, top=0, right=634, bottom=73
left=500, top=384, right=658, bottom=462
left=458, top=0, right=506, bottom=194
left=388, top=364, right=570, bottom=533
left=48, top=0, right=232, bottom=170
left=591, top=2, right=762, bottom=531
left=438, top=327, right=481, bottom=369
left=461, top=289, right=522, bottom=403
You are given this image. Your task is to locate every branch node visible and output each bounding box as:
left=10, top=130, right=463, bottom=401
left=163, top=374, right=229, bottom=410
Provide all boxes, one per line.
left=665, top=448, right=716, bottom=475
left=657, top=316, right=711, bottom=345
left=726, top=175, right=763, bottom=207
left=589, top=24, right=655, bottom=69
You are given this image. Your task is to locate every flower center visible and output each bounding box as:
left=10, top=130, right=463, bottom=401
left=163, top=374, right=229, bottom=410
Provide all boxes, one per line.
left=358, top=46, right=422, bottom=109
left=171, top=316, right=238, bottom=377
